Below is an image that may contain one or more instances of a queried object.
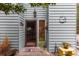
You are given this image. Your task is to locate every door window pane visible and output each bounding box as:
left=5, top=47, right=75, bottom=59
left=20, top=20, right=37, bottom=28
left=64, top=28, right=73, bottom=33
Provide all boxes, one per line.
left=39, top=20, right=45, bottom=48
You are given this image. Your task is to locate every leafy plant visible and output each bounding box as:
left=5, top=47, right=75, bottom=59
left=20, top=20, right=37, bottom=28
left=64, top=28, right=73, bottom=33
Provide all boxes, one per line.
left=30, top=3, right=56, bottom=8
left=0, top=3, right=26, bottom=14
left=62, top=42, right=71, bottom=49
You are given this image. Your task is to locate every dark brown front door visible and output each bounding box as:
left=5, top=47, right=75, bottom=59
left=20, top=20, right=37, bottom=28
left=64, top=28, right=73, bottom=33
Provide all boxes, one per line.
left=25, top=20, right=36, bottom=47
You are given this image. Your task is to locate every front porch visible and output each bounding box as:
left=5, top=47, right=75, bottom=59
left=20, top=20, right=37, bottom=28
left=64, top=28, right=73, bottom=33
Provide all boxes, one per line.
left=0, top=35, right=78, bottom=56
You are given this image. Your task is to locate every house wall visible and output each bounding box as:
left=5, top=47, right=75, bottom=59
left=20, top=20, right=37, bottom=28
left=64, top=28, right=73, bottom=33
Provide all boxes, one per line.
left=23, top=4, right=47, bottom=20
left=19, top=13, right=25, bottom=50
left=0, top=4, right=48, bottom=50
left=0, top=4, right=47, bottom=50
left=0, top=11, right=25, bottom=50
left=0, top=11, right=19, bottom=49
left=48, top=3, right=77, bottom=52
left=0, top=4, right=77, bottom=51
left=23, top=4, right=48, bottom=47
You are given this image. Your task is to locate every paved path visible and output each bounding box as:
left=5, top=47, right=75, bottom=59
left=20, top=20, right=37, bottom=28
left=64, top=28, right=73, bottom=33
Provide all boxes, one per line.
left=16, top=47, right=53, bottom=56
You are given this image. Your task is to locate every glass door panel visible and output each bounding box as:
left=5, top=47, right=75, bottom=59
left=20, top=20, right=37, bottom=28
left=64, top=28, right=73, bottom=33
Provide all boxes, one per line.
left=39, top=20, right=45, bottom=48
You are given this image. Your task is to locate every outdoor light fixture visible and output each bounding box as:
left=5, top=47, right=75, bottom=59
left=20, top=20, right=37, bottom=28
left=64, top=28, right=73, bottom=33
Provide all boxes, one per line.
left=20, top=22, right=24, bottom=26
left=33, top=9, right=37, bottom=18
left=59, top=16, right=66, bottom=23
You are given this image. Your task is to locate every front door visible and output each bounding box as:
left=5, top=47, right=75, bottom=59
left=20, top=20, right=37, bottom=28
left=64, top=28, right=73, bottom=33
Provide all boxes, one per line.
left=25, top=20, right=36, bottom=47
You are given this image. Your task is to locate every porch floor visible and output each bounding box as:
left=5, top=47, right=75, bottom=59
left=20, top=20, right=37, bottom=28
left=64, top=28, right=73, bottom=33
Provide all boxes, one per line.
left=16, top=47, right=53, bottom=56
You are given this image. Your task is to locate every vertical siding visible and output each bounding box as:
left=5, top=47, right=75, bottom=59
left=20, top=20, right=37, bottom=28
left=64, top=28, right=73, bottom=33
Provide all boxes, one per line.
left=0, top=11, right=19, bottom=49
left=48, top=3, right=77, bottom=52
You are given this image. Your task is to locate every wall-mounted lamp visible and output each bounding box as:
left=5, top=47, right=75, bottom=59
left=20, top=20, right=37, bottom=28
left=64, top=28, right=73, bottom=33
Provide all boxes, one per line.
left=20, top=22, right=24, bottom=26
left=59, top=16, right=66, bottom=23
left=33, top=9, right=37, bottom=18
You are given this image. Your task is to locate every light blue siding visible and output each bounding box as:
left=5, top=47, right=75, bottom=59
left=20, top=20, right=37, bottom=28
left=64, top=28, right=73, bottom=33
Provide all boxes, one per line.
left=0, top=11, right=19, bottom=49
left=19, top=13, right=25, bottom=50
left=48, top=3, right=77, bottom=52
left=24, top=6, right=47, bottom=20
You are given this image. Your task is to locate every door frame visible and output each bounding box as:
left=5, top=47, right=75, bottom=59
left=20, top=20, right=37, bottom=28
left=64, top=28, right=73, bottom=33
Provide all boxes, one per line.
left=24, top=19, right=46, bottom=47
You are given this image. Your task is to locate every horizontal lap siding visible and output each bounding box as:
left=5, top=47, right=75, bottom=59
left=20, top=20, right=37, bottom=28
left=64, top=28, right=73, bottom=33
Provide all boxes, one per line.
left=48, top=4, right=77, bottom=52
left=19, top=14, right=25, bottom=50
left=0, top=11, right=19, bottom=49
left=24, top=7, right=47, bottom=20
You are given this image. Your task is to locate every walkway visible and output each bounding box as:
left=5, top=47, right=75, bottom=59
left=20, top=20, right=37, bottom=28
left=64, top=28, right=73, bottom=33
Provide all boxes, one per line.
left=16, top=47, right=53, bottom=56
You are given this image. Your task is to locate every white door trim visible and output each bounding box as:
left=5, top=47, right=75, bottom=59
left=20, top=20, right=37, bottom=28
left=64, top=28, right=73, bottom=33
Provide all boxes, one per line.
left=24, top=19, right=46, bottom=47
